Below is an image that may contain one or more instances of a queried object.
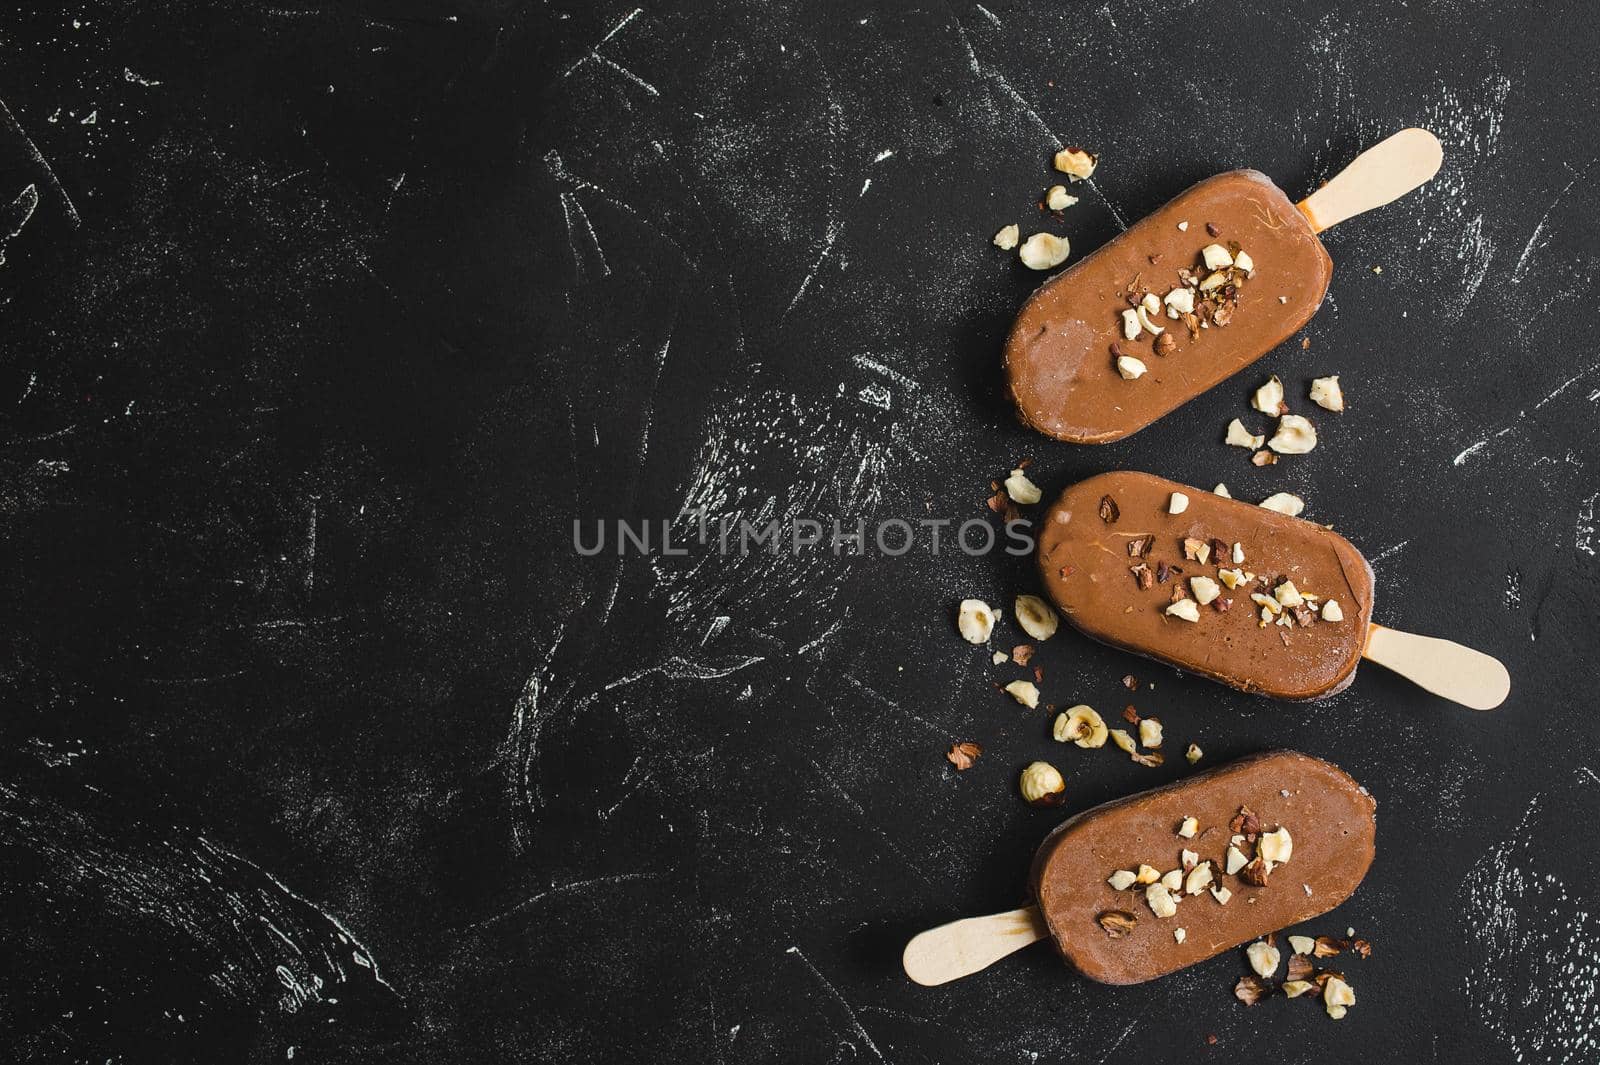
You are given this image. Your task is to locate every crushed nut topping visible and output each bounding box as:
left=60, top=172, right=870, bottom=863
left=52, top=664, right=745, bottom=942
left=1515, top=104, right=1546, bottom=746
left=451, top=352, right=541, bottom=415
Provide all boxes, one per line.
left=1097, top=910, right=1138, bottom=937
left=992, top=224, right=1020, bottom=250
left=1099, top=495, right=1121, bottom=523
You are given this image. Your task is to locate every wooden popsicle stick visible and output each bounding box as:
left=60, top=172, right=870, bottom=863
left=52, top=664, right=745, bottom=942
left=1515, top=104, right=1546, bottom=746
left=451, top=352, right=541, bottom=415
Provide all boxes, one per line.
left=1362, top=624, right=1510, bottom=711
left=902, top=905, right=1048, bottom=986
left=1296, top=128, right=1443, bottom=233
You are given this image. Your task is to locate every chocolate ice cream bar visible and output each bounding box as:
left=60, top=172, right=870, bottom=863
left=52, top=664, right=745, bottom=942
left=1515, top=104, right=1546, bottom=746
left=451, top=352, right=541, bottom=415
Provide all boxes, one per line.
left=1030, top=751, right=1374, bottom=984
left=1005, top=130, right=1442, bottom=443
left=1036, top=471, right=1508, bottom=709
left=902, top=751, right=1375, bottom=986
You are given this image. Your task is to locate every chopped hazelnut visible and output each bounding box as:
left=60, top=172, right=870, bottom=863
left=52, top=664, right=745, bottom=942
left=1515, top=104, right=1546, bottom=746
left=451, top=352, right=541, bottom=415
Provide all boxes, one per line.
left=1116, top=355, right=1148, bottom=380
left=1232, top=542, right=1244, bottom=564
left=1185, top=862, right=1213, bottom=895
left=1259, top=492, right=1305, bottom=517
left=1246, top=939, right=1281, bottom=978
left=1213, top=483, right=1230, bottom=498
left=1054, top=704, right=1108, bottom=748
left=1097, top=910, right=1138, bottom=937
left=1252, top=375, right=1285, bottom=415
left=1186, top=743, right=1203, bottom=764
left=1181, top=848, right=1198, bottom=870
left=1225, top=845, right=1248, bottom=875
left=1107, top=869, right=1138, bottom=891
left=1138, top=717, right=1163, bottom=748
left=957, top=599, right=995, bottom=643
left=1251, top=449, right=1277, bottom=467
left=1283, top=979, right=1315, bottom=999
left=1182, top=538, right=1212, bottom=564
left=1233, top=249, right=1255, bottom=274
left=1136, top=306, right=1165, bottom=335
left=1225, top=418, right=1265, bottom=449
left=1240, top=856, right=1270, bottom=886
left=992, top=224, right=1020, bottom=250
left=1160, top=868, right=1183, bottom=892
left=1165, top=599, right=1200, bottom=622
left=1018, top=760, right=1065, bottom=805
left=946, top=741, right=981, bottom=769
left=1273, top=580, right=1305, bottom=608
left=1135, top=864, right=1161, bottom=885
left=1169, top=491, right=1190, bottom=515
left=1053, top=146, right=1097, bottom=180
left=1004, top=468, right=1043, bottom=504
left=1321, top=599, right=1344, bottom=622
left=1177, top=816, right=1199, bottom=838
left=1044, top=184, right=1077, bottom=211
left=1120, top=308, right=1141, bottom=340
left=1174, top=927, right=1187, bottom=944
left=1019, top=232, right=1070, bottom=270
left=1233, top=975, right=1269, bottom=1006
left=1153, top=332, right=1176, bottom=356
left=991, top=650, right=1008, bottom=664
left=1189, top=575, right=1221, bottom=606
left=1309, top=375, right=1345, bottom=412
left=1004, top=680, right=1041, bottom=708
left=1288, top=935, right=1317, bottom=956
left=1269, top=414, right=1318, bottom=454
left=1210, top=885, right=1232, bottom=905
left=1015, top=594, right=1059, bottom=640
left=1259, top=827, right=1293, bottom=865
left=1164, top=287, right=1196, bottom=315
left=1201, top=243, right=1235, bottom=270
left=1323, top=975, right=1356, bottom=1019
left=1145, top=882, right=1178, bottom=918
left=1110, top=729, right=1138, bottom=754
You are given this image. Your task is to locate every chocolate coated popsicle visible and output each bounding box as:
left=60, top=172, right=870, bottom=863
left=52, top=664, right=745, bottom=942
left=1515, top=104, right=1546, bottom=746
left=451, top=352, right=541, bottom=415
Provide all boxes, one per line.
left=1037, top=471, right=1372, bottom=700
left=1006, top=130, right=1442, bottom=443
left=1030, top=751, right=1375, bottom=985
left=901, top=751, right=1375, bottom=986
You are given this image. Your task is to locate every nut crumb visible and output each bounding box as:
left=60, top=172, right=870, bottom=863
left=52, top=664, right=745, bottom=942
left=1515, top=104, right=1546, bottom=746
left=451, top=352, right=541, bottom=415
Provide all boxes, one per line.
left=1004, top=680, right=1041, bottom=708
left=946, top=741, right=981, bottom=770
left=992, top=224, right=1020, bottom=250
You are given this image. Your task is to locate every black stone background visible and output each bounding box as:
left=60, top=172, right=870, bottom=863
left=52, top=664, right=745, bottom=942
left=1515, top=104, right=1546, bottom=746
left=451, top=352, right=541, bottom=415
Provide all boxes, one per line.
left=0, top=2, right=1596, bottom=1062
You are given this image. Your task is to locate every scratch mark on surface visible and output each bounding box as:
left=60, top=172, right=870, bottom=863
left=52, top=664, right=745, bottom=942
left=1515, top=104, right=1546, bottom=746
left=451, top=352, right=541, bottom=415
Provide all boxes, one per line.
left=786, top=946, right=886, bottom=1063
left=1370, top=539, right=1411, bottom=565
left=594, top=54, right=659, bottom=96
left=975, top=3, right=1002, bottom=26
left=563, top=7, right=644, bottom=78
left=470, top=872, right=658, bottom=930
left=805, top=756, right=930, bottom=883
left=0, top=100, right=79, bottom=225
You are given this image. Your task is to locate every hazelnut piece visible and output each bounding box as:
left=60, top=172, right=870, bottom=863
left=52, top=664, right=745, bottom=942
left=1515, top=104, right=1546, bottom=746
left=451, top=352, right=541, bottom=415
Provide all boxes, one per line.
left=1004, top=468, right=1042, bottom=504
left=1015, top=594, right=1059, bottom=640
left=1054, top=704, right=1109, bottom=748
left=1138, top=717, right=1163, bottom=748
left=1044, top=184, right=1077, bottom=211
left=1169, top=491, right=1190, bottom=514
left=992, top=224, right=1020, bottom=250
left=1321, top=599, right=1344, bottom=622
left=1225, top=418, right=1264, bottom=449
left=1004, top=680, right=1041, bottom=709
left=1116, top=355, right=1148, bottom=380
left=1186, top=743, right=1203, bottom=764
left=1252, top=375, right=1285, bottom=415
left=1269, top=414, right=1318, bottom=454
left=1052, top=146, right=1097, bottom=180
left=1246, top=939, right=1281, bottom=979
left=1164, top=599, right=1200, bottom=622
left=1259, top=492, right=1305, bottom=517
left=1019, top=232, right=1069, bottom=270
left=957, top=599, right=995, bottom=643
left=1018, top=760, right=1065, bottom=805
left=1309, top=375, right=1345, bottom=412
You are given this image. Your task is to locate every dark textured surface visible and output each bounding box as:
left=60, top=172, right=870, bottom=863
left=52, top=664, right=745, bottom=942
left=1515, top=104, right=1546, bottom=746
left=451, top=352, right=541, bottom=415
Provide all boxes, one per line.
left=0, top=2, right=1595, bottom=1062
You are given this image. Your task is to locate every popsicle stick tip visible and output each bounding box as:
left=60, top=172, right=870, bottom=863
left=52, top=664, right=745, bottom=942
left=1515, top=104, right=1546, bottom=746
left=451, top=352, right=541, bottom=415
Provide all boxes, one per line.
left=1297, top=128, right=1445, bottom=233
left=902, top=906, right=1047, bottom=986
left=1363, top=624, right=1510, bottom=711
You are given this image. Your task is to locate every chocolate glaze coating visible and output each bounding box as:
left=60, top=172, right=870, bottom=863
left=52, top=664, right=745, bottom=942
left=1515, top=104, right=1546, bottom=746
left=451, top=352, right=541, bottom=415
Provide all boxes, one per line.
left=1030, top=751, right=1376, bottom=985
left=1037, top=471, right=1374, bottom=700
left=1004, top=170, right=1332, bottom=443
